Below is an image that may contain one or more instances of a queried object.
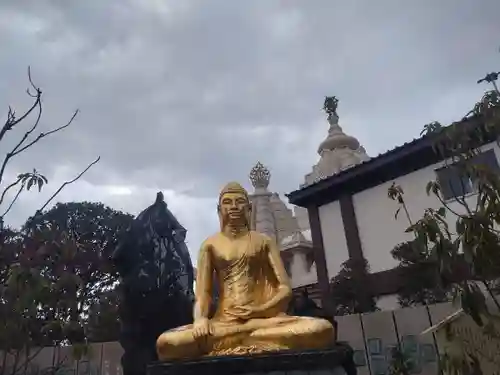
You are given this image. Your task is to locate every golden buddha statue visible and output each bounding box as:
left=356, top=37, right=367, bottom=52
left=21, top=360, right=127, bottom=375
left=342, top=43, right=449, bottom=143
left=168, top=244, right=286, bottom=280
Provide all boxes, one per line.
left=156, top=182, right=335, bottom=360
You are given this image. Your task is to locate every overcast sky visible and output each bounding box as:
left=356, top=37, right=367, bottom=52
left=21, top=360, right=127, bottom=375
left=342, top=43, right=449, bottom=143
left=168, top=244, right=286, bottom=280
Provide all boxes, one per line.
left=1, top=0, right=499, bottom=260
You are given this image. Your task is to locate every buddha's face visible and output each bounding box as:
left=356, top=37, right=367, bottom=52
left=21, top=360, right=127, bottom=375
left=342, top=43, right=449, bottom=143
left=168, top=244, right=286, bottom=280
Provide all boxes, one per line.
left=219, top=192, right=250, bottom=224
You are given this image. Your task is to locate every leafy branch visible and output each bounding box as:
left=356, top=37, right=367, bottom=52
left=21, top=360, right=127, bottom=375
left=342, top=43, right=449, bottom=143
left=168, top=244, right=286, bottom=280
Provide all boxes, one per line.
left=0, top=68, right=100, bottom=227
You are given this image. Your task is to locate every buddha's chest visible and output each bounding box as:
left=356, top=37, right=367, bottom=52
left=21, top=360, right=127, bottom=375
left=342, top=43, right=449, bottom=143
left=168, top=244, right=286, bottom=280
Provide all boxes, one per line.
left=211, top=236, right=267, bottom=270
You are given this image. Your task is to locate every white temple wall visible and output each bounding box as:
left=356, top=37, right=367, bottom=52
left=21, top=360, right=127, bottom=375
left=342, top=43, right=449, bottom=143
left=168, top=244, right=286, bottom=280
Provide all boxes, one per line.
left=293, top=206, right=311, bottom=232
left=288, top=252, right=318, bottom=288
left=353, top=141, right=500, bottom=273
left=318, top=200, right=349, bottom=279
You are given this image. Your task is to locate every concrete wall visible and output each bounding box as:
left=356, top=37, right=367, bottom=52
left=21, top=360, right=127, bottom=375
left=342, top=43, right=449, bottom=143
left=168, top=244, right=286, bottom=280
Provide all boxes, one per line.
left=337, top=302, right=456, bottom=375
left=2, top=302, right=458, bottom=375
left=317, top=141, right=500, bottom=275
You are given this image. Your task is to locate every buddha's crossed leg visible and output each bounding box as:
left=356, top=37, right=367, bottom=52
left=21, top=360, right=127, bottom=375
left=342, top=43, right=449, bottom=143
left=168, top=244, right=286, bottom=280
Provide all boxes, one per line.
left=156, top=322, right=253, bottom=360
left=156, top=316, right=335, bottom=360
left=246, top=316, right=335, bottom=351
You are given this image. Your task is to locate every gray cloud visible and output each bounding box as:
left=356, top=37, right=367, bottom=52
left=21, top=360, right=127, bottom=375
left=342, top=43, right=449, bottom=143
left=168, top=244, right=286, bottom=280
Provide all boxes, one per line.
left=1, top=0, right=499, bottom=255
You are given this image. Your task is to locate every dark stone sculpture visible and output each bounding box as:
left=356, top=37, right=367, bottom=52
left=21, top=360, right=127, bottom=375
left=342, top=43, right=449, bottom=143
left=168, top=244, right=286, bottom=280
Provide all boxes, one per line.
left=293, top=290, right=322, bottom=317
left=290, top=290, right=339, bottom=342
left=112, top=192, right=194, bottom=375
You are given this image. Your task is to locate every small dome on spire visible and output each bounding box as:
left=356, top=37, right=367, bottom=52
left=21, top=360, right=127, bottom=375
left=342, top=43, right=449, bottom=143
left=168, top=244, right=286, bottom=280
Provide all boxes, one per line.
left=317, top=114, right=360, bottom=154
left=249, top=161, right=270, bottom=190
left=318, top=96, right=360, bottom=154
left=301, top=96, right=370, bottom=187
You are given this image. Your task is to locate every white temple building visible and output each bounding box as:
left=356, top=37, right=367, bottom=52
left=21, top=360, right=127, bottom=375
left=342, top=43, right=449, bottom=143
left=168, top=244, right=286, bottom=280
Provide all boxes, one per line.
left=249, top=105, right=370, bottom=302
left=287, top=95, right=500, bottom=311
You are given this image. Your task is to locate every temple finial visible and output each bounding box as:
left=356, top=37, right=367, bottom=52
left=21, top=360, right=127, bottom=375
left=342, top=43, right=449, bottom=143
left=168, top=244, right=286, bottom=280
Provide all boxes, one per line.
left=249, top=161, right=270, bottom=190
left=323, top=96, right=339, bottom=117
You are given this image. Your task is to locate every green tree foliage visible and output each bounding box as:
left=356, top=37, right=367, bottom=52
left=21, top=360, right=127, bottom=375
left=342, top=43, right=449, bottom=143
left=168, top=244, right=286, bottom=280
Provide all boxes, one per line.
left=388, top=184, right=453, bottom=307
left=24, top=201, right=134, bottom=286
left=389, top=85, right=500, bottom=320
left=24, top=201, right=133, bottom=334
left=388, top=69, right=500, bottom=374
left=387, top=347, right=414, bottom=375
left=391, top=241, right=452, bottom=307
left=85, top=288, right=121, bottom=343
left=330, top=258, right=378, bottom=315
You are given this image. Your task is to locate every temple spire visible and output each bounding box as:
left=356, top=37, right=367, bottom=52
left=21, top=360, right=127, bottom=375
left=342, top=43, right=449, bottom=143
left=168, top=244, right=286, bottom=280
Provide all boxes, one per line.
left=301, top=96, right=369, bottom=187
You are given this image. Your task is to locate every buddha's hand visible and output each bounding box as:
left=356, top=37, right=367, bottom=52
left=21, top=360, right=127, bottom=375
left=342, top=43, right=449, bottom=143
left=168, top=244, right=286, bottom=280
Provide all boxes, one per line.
left=192, top=318, right=212, bottom=339
left=229, top=305, right=266, bottom=319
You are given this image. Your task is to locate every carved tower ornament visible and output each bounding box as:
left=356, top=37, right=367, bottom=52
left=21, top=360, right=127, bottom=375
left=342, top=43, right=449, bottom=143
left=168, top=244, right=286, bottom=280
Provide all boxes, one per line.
left=323, top=96, right=339, bottom=117
left=249, top=161, right=271, bottom=190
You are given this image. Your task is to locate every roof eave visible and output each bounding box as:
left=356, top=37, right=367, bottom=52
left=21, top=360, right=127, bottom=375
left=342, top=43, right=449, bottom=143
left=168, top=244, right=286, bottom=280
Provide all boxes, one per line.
left=286, top=111, right=496, bottom=208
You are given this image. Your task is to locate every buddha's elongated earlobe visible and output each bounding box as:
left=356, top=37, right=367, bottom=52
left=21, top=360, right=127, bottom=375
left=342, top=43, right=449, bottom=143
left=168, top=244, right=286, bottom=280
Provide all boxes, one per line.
left=217, top=204, right=226, bottom=232
left=247, top=203, right=254, bottom=231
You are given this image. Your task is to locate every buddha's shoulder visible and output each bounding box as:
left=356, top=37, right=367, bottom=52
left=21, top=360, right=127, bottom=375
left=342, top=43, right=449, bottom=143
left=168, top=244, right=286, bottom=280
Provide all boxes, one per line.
left=249, top=230, right=271, bottom=242
left=200, top=233, right=221, bottom=248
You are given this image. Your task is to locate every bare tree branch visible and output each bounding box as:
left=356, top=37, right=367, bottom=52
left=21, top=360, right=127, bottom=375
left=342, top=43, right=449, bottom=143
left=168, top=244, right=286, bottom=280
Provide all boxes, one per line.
left=0, top=177, right=22, bottom=207
left=26, top=67, right=40, bottom=98
left=1, top=183, right=25, bottom=218
left=7, top=96, right=43, bottom=157
left=16, top=110, right=78, bottom=158
left=0, top=109, right=78, bottom=188
left=0, top=67, right=78, bottom=192
left=0, top=68, right=42, bottom=144
left=35, top=156, right=101, bottom=215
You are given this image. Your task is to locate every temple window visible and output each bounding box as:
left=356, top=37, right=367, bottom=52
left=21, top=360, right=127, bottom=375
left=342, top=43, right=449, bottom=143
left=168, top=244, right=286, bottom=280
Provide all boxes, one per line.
left=435, top=149, right=500, bottom=200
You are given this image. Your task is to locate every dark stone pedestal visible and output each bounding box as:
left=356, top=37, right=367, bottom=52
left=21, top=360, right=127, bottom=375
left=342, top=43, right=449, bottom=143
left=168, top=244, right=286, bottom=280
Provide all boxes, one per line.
left=147, top=344, right=357, bottom=375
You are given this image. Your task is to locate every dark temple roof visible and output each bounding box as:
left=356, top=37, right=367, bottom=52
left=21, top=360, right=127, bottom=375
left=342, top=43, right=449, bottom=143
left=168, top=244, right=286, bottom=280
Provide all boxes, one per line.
left=287, top=111, right=497, bottom=208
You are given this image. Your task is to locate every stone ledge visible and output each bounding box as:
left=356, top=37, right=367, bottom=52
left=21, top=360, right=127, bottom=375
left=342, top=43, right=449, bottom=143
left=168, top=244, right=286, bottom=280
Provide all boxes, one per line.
left=148, top=344, right=356, bottom=375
